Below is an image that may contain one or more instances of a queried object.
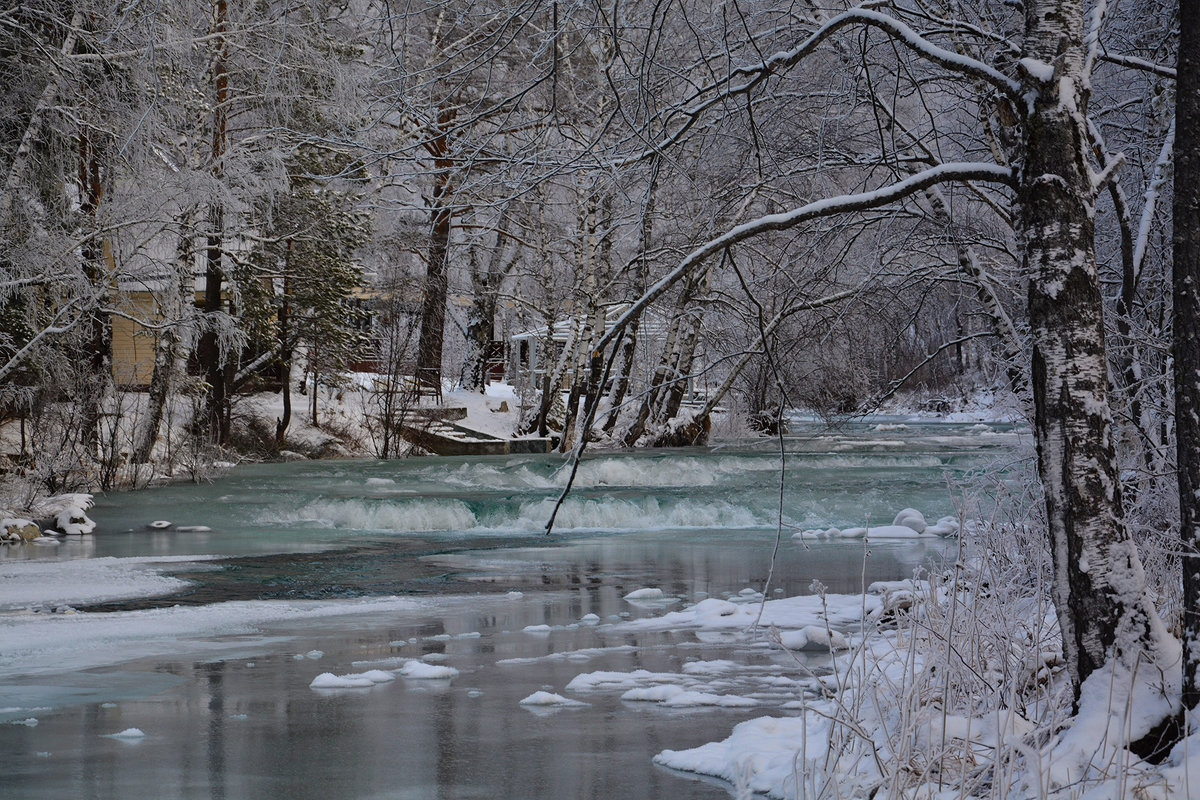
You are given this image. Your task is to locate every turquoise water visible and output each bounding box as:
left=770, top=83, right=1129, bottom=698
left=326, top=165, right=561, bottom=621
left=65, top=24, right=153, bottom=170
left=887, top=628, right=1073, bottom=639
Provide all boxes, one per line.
left=0, top=420, right=1025, bottom=799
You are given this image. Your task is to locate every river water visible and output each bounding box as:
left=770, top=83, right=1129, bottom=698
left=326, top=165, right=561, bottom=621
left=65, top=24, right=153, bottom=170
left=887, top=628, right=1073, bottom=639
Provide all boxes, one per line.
left=0, top=419, right=1023, bottom=799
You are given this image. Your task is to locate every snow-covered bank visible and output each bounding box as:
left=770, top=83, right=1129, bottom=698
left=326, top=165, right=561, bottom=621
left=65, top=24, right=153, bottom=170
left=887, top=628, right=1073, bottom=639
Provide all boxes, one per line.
left=525, top=520, right=1195, bottom=800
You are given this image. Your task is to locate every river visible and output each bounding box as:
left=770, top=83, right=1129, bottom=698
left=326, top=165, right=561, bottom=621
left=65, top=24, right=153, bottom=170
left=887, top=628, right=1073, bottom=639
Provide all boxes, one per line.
left=0, top=419, right=1023, bottom=799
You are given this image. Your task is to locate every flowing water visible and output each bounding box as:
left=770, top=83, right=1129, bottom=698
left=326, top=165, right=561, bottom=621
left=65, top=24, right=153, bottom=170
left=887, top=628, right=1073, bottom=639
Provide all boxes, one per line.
left=0, top=419, right=1024, bottom=799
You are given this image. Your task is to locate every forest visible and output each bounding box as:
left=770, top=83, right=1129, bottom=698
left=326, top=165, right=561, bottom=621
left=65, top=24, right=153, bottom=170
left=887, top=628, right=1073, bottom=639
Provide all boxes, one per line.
left=6, top=0, right=1200, bottom=792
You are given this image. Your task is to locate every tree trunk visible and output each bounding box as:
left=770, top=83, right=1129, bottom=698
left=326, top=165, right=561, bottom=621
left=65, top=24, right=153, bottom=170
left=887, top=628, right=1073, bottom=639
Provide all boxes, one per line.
left=78, top=118, right=113, bottom=456
left=1176, top=0, right=1200, bottom=711
left=275, top=280, right=292, bottom=448
left=415, top=107, right=457, bottom=395
left=133, top=211, right=195, bottom=464
left=198, top=0, right=229, bottom=445
left=1020, top=0, right=1167, bottom=700
left=463, top=250, right=500, bottom=394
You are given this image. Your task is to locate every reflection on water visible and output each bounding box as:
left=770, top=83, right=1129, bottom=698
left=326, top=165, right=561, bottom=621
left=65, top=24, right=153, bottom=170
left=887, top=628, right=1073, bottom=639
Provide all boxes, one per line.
left=0, top=422, right=1025, bottom=799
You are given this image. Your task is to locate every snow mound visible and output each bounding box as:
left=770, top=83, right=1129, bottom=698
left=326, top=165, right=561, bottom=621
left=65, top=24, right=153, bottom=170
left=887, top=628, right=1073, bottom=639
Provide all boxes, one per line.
left=891, top=508, right=926, bottom=532
left=310, top=672, right=375, bottom=689
left=48, top=494, right=96, bottom=535
left=518, top=691, right=589, bottom=707
left=777, top=625, right=850, bottom=652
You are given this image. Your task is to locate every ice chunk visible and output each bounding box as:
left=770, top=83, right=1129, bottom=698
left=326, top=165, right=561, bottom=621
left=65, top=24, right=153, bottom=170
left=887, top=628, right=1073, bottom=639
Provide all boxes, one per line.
left=310, top=672, right=375, bottom=689
left=621, top=685, right=685, bottom=702
left=518, top=691, right=588, bottom=707
left=107, top=728, right=146, bottom=738
left=661, top=691, right=759, bottom=708
left=623, top=587, right=665, bottom=600
left=399, top=661, right=459, bottom=679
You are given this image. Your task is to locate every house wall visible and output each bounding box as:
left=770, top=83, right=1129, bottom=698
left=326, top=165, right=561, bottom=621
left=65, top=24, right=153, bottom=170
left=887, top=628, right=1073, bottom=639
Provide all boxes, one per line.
left=111, top=292, right=161, bottom=388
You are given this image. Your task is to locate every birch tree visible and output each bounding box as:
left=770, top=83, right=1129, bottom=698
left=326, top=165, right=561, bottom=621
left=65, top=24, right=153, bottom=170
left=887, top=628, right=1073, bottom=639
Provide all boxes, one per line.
left=570, top=0, right=1179, bottom=712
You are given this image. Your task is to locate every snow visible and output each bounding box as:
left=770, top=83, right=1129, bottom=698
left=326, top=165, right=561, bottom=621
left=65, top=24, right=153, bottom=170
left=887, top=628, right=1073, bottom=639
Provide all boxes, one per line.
left=0, top=555, right=210, bottom=610
left=623, top=587, right=665, bottom=600
left=792, top=511, right=960, bottom=541
left=518, top=691, right=589, bottom=707
left=397, top=661, right=459, bottom=679
left=777, top=625, right=849, bottom=652
left=310, top=672, right=376, bottom=689
left=0, top=595, right=432, bottom=679
left=891, top=507, right=926, bottom=532
left=662, top=691, right=760, bottom=708
left=1019, top=56, right=1055, bottom=82
left=621, top=684, right=686, bottom=702
left=106, top=728, right=146, bottom=739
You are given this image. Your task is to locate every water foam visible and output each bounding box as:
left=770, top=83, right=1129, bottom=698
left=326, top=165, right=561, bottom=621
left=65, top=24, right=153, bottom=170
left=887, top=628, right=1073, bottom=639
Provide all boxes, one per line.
left=504, top=496, right=770, bottom=532
left=270, top=499, right=478, bottom=532
left=553, top=456, right=780, bottom=489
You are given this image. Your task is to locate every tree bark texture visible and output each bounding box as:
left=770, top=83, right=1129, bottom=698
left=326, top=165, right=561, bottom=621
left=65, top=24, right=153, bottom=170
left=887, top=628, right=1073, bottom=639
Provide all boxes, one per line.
left=1020, top=0, right=1164, bottom=698
left=1176, top=0, right=1200, bottom=710
left=78, top=118, right=113, bottom=454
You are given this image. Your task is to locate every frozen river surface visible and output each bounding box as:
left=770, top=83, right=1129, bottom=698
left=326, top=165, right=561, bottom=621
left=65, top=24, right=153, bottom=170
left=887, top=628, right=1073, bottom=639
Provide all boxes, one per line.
left=0, top=420, right=1023, bottom=799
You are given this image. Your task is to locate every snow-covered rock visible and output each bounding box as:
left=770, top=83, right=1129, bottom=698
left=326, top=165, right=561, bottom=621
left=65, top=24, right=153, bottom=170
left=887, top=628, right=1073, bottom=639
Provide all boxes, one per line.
left=52, top=494, right=96, bottom=535
left=891, top=508, right=927, bottom=533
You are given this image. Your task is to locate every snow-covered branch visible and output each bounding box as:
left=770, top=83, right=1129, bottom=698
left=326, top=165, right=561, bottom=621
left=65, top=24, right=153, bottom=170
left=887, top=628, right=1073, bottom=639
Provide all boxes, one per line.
left=617, top=7, right=1021, bottom=168
left=595, top=162, right=1015, bottom=353
left=1098, top=51, right=1177, bottom=79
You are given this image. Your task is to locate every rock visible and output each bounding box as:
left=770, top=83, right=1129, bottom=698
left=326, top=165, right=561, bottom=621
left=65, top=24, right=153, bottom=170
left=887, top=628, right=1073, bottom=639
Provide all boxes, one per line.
left=2, top=518, right=41, bottom=543
left=278, top=450, right=308, bottom=462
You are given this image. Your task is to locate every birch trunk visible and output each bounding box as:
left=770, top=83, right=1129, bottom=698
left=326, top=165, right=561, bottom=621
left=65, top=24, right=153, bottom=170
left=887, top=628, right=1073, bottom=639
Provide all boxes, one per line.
left=1020, top=0, right=1167, bottom=698
left=133, top=211, right=195, bottom=464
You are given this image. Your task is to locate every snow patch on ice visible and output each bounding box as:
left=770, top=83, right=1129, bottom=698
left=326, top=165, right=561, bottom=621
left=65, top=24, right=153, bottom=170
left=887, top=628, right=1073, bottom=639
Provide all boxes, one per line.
left=518, top=691, right=588, bottom=707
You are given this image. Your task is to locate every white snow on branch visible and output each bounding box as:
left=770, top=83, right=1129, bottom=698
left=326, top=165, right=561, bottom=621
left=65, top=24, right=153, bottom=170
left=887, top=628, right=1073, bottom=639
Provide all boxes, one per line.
left=594, top=162, right=1014, bottom=354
